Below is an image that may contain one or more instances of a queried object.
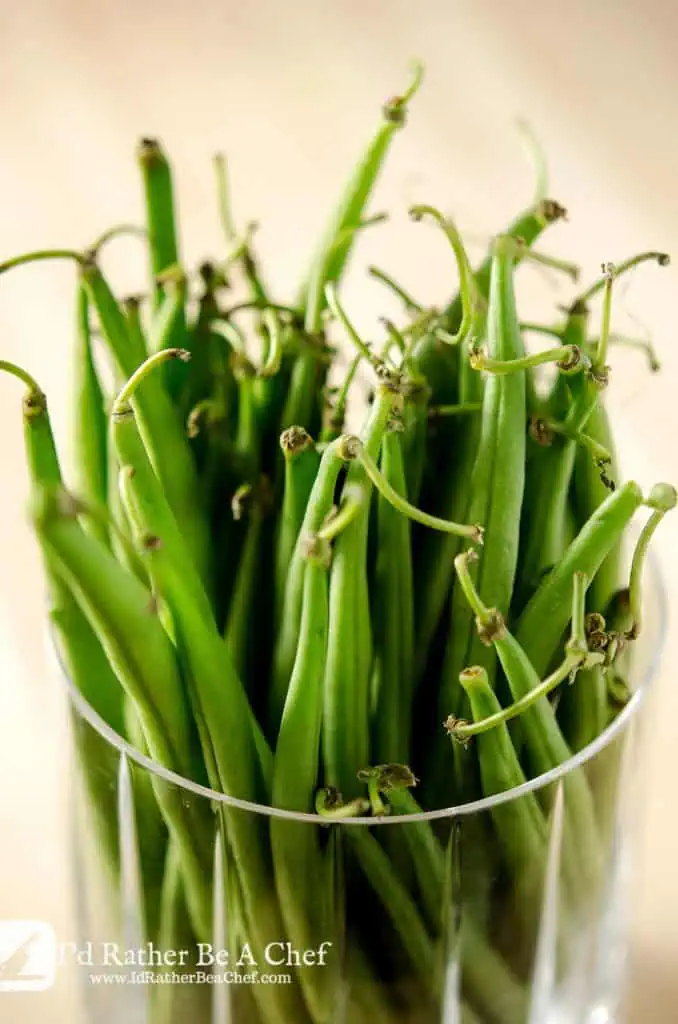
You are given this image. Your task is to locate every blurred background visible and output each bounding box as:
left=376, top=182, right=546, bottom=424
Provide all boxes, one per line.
left=0, top=1, right=676, bottom=1020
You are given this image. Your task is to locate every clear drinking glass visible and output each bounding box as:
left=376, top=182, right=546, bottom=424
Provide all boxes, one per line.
left=59, top=567, right=666, bottom=1024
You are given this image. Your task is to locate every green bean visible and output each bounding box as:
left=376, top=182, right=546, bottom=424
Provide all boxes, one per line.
left=398, top=374, right=430, bottom=505
left=280, top=337, right=326, bottom=436
left=456, top=665, right=548, bottom=851
left=299, top=63, right=423, bottom=329
left=0, top=361, right=124, bottom=725
left=519, top=307, right=590, bottom=598
left=432, top=235, right=526, bottom=799
left=516, top=481, right=644, bottom=677
left=571, top=399, right=621, bottom=612
left=32, top=484, right=213, bottom=939
left=111, top=362, right=309, bottom=1020
left=223, top=484, right=265, bottom=696
left=560, top=663, right=608, bottom=754
left=271, top=536, right=334, bottom=1021
left=36, top=488, right=193, bottom=769
left=359, top=788, right=528, bottom=1023
left=121, top=295, right=149, bottom=368
left=269, top=440, right=346, bottom=739
left=147, top=267, right=188, bottom=354
left=404, top=209, right=484, bottom=688
left=123, top=702, right=169, bottom=941
left=323, top=383, right=399, bottom=797
left=346, top=828, right=436, bottom=986
left=274, top=427, right=320, bottom=630
left=372, top=427, right=414, bottom=764
left=137, top=138, right=182, bottom=306
left=454, top=666, right=549, bottom=942
left=73, top=284, right=108, bottom=546
left=453, top=552, right=602, bottom=898
left=0, top=248, right=210, bottom=587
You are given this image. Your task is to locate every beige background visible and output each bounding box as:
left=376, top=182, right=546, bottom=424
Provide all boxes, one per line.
left=0, top=1, right=677, bottom=1020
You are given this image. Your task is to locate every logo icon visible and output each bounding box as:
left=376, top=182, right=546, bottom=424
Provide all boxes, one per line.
left=0, top=921, right=57, bottom=992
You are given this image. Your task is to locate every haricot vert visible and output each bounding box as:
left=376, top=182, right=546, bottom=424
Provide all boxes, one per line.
left=1, top=65, right=673, bottom=1024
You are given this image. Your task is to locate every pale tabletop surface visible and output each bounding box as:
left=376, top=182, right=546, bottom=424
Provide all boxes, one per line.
left=1, top=2, right=677, bottom=1021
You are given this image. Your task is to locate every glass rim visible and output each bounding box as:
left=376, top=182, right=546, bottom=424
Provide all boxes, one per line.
left=57, top=554, right=667, bottom=827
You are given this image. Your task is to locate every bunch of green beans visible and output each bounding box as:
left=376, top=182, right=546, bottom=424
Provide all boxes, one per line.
left=2, top=65, right=674, bottom=1024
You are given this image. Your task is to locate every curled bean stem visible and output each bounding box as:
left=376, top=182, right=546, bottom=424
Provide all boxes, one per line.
left=627, top=484, right=677, bottom=636
left=575, top=251, right=670, bottom=307
left=324, top=282, right=382, bottom=369
left=0, top=249, right=83, bottom=274
left=471, top=343, right=580, bottom=375
left=259, top=308, right=283, bottom=377
left=450, top=654, right=584, bottom=740
left=408, top=204, right=477, bottom=344
left=368, top=265, right=423, bottom=312
left=340, top=436, right=483, bottom=542
left=113, top=349, right=190, bottom=413
left=0, top=359, right=42, bottom=394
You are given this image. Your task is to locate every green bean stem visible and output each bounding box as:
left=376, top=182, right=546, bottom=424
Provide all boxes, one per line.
left=368, top=265, right=423, bottom=312
left=409, top=204, right=478, bottom=345
left=338, top=434, right=483, bottom=542
left=470, top=342, right=583, bottom=376
left=626, top=483, right=677, bottom=637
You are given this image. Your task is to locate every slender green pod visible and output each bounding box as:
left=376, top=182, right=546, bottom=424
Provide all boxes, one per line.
left=435, top=234, right=527, bottom=793
left=73, top=284, right=109, bottom=546
left=271, top=542, right=335, bottom=1022
left=454, top=667, right=547, bottom=856
left=32, top=485, right=213, bottom=940
left=122, top=295, right=149, bottom=368
left=111, top=370, right=307, bottom=1019
left=398, top=374, right=430, bottom=505
left=137, top=138, right=182, bottom=304
left=299, top=63, right=423, bottom=327
left=516, top=481, right=644, bottom=677
left=110, top=354, right=272, bottom=785
left=223, top=485, right=265, bottom=698
left=0, top=361, right=124, bottom=731
left=406, top=207, right=484, bottom=684
left=269, top=439, right=346, bottom=739
left=346, top=828, right=436, bottom=985
left=572, top=401, right=621, bottom=611
left=372, top=427, right=414, bottom=764
left=147, top=268, right=188, bottom=353
left=349, top=792, right=527, bottom=1023
left=35, top=488, right=194, bottom=775
left=274, top=427, right=320, bottom=629
left=518, top=308, right=589, bottom=599
left=454, top=553, right=602, bottom=897
left=323, top=383, right=400, bottom=796
left=0, top=249, right=210, bottom=587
